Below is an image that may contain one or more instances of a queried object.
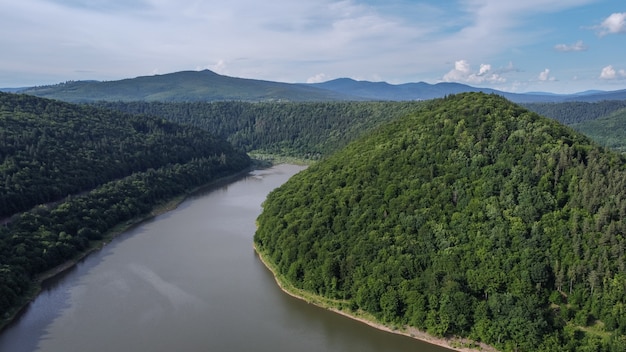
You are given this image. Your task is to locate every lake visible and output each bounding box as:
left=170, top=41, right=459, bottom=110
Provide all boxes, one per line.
left=0, top=164, right=452, bottom=352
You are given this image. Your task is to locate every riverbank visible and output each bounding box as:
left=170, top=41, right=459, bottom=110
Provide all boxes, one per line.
left=253, top=244, right=498, bottom=352
left=0, top=164, right=260, bottom=333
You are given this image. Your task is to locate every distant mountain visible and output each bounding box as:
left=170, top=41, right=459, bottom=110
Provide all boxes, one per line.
left=13, top=70, right=626, bottom=103
left=0, top=87, right=28, bottom=93
left=18, top=70, right=363, bottom=103
left=307, top=78, right=626, bottom=103
left=307, top=78, right=493, bottom=100
left=566, top=88, right=626, bottom=102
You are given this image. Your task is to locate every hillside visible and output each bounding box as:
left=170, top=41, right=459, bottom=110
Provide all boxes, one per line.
left=18, top=70, right=361, bottom=103
left=93, top=100, right=426, bottom=159
left=523, top=101, right=626, bottom=125
left=572, top=108, right=626, bottom=153
left=96, top=100, right=626, bottom=164
left=254, top=93, right=626, bottom=351
left=0, top=92, right=250, bottom=219
left=0, top=92, right=251, bottom=324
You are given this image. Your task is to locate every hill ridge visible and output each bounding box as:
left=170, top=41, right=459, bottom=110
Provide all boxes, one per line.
left=255, top=92, right=626, bottom=351
left=12, top=70, right=626, bottom=103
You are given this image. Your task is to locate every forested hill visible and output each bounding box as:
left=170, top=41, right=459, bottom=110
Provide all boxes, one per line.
left=93, top=101, right=426, bottom=158
left=523, top=101, right=626, bottom=125
left=0, top=92, right=249, bottom=219
left=0, top=92, right=251, bottom=322
left=255, top=93, right=626, bottom=351
left=572, top=108, right=626, bottom=153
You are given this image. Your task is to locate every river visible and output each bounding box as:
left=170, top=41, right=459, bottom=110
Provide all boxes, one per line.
left=0, top=164, right=452, bottom=352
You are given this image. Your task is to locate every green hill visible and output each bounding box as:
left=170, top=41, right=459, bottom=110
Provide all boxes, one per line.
left=18, top=70, right=361, bottom=103
left=0, top=92, right=250, bottom=219
left=572, top=108, right=626, bottom=153
left=523, top=101, right=626, bottom=125
left=93, top=100, right=426, bottom=159
left=97, top=100, right=626, bottom=161
left=0, top=92, right=251, bottom=325
left=254, top=93, right=626, bottom=351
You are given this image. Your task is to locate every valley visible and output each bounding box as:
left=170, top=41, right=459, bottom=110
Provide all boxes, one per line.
left=1, top=71, right=626, bottom=351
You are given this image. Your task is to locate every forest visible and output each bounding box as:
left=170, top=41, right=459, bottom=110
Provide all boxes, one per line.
left=3, top=89, right=626, bottom=349
left=93, top=100, right=426, bottom=158
left=524, top=101, right=626, bottom=153
left=0, top=93, right=251, bottom=324
left=571, top=108, right=626, bottom=154
left=523, top=100, right=626, bottom=125
left=97, top=99, right=626, bottom=160
left=255, top=93, right=626, bottom=351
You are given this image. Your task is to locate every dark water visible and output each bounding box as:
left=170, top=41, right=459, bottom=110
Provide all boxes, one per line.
left=0, top=164, right=452, bottom=352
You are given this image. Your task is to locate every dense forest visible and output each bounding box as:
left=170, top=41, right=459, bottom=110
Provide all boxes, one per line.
left=0, top=93, right=251, bottom=323
left=93, top=101, right=425, bottom=158
left=0, top=93, right=250, bottom=219
left=96, top=100, right=626, bottom=161
left=255, top=93, right=626, bottom=351
left=523, top=101, right=626, bottom=153
left=3, top=89, right=626, bottom=347
left=523, top=100, right=626, bottom=125
left=572, top=108, right=626, bottom=153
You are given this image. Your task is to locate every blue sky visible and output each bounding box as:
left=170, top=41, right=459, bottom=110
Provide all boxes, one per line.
left=1, top=0, right=625, bottom=93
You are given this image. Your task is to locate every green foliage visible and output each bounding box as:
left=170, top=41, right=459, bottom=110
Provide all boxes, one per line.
left=524, top=101, right=626, bottom=153
left=255, top=93, right=626, bottom=351
left=93, top=100, right=426, bottom=160
left=0, top=92, right=250, bottom=219
left=0, top=92, right=251, bottom=322
left=523, top=101, right=626, bottom=125
left=572, top=108, right=626, bottom=153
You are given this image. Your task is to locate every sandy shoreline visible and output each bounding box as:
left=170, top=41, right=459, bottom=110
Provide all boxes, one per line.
left=253, top=244, right=498, bottom=352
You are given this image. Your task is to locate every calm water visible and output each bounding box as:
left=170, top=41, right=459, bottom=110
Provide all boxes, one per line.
left=0, top=164, right=451, bottom=352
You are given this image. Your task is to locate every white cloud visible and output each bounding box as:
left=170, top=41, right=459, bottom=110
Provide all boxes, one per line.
left=478, top=64, right=491, bottom=75
left=554, top=40, right=587, bottom=52
left=306, top=73, right=329, bottom=83
left=597, top=12, right=626, bottom=36
left=206, top=60, right=229, bottom=75
left=538, top=69, right=555, bottom=81
left=442, top=60, right=506, bottom=85
left=600, top=65, right=626, bottom=80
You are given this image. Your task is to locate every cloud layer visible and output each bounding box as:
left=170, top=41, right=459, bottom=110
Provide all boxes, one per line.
left=1, top=0, right=624, bottom=93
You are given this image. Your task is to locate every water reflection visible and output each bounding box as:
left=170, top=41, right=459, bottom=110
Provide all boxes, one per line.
left=0, top=165, right=451, bottom=352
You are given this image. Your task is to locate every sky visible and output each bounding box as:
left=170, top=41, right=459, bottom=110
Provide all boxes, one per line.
left=1, top=0, right=625, bottom=93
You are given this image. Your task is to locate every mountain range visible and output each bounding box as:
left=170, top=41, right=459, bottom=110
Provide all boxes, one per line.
left=308, top=78, right=626, bottom=103
left=5, top=70, right=626, bottom=103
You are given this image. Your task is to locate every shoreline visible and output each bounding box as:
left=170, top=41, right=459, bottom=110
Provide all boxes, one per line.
left=253, top=244, right=498, bottom=352
left=0, top=165, right=258, bottom=333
